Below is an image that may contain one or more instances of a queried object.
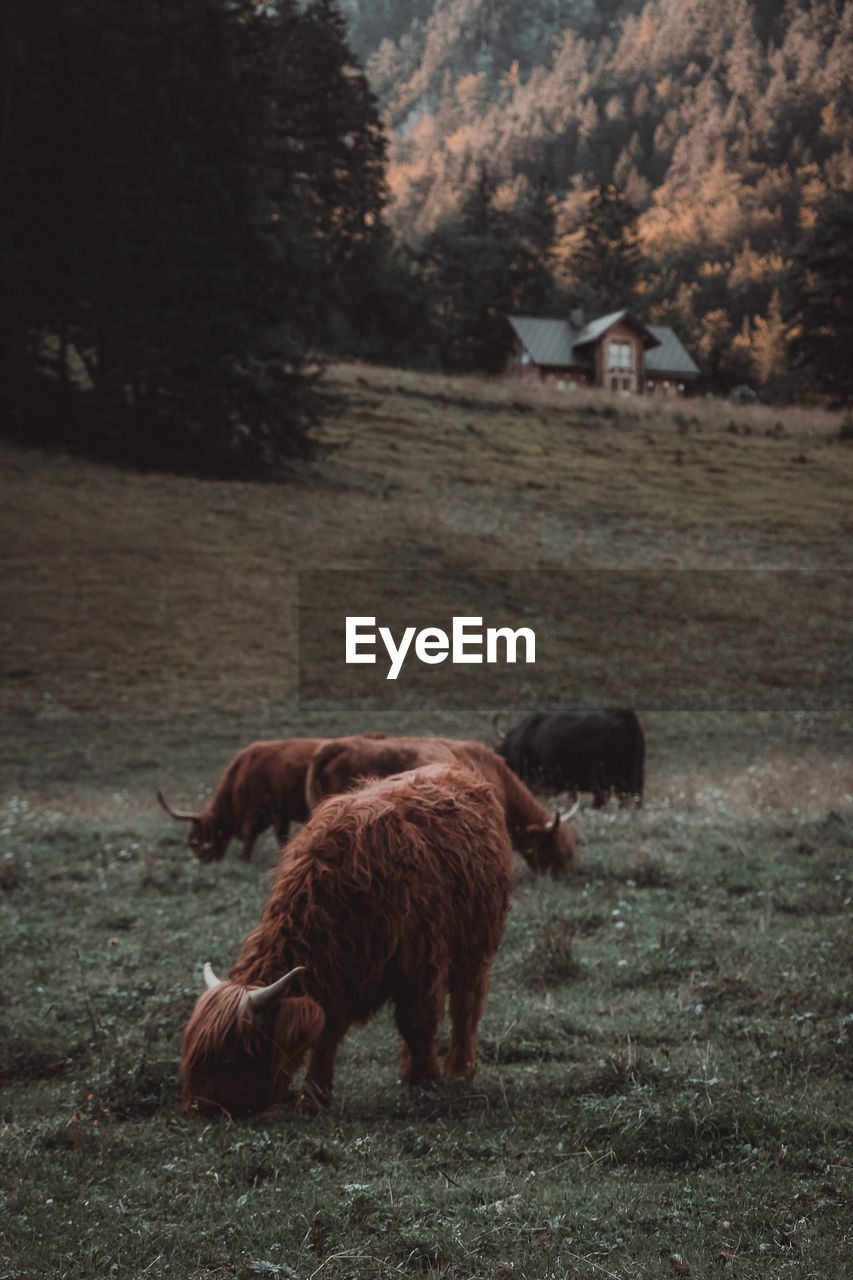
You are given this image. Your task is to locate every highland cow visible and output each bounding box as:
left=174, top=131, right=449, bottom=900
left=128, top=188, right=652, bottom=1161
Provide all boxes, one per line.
left=495, top=708, right=646, bottom=808
left=306, top=734, right=579, bottom=873
left=181, top=764, right=513, bottom=1117
left=157, top=737, right=330, bottom=861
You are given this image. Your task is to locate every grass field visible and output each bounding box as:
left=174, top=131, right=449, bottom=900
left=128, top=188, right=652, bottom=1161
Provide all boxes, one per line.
left=1, top=365, right=851, bottom=1278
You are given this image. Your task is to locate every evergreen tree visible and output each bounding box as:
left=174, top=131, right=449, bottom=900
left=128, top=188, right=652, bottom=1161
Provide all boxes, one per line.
left=292, top=0, right=388, bottom=346
left=510, top=175, right=557, bottom=254
left=0, top=0, right=386, bottom=475
left=459, top=165, right=496, bottom=236
left=337, top=228, right=437, bottom=367
left=784, top=194, right=853, bottom=408
left=418, top=218, right=554, bottom=373
left=569, top=185, right=643, bottom=313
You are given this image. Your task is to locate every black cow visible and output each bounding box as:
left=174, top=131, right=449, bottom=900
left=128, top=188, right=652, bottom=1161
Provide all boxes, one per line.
left=494, top=708, right=645, bottom=808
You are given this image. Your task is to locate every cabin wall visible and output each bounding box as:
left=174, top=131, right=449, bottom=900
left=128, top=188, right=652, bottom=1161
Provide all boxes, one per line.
left=595, top=322, right=645, bottom=393
left=645, top=376, right=694, bottom=398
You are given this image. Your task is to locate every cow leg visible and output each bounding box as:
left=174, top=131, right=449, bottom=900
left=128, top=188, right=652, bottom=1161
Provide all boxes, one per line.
left=444, top=965, right=489, bottom=1080
left=591, top=776, right=611, bottom=808
left=238, top=821, right=260, bottom=861
left=239, top=815, right=271, bottom=861
left=394, top=985, right=442, bottom=1085
left=298, top=1023, right=345, bottom=1112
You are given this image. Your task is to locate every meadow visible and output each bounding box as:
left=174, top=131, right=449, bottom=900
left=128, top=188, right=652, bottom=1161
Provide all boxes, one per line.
left=1, top=365, right=851, bottom=1278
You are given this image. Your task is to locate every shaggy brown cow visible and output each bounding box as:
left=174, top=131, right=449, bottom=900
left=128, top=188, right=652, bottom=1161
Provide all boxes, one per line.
left=181, top=764, right=513, bottom=1117
left=157, top=737, right=329, bottom=862
left=304, top=736, right=457, bottom=808
left=306, top=735, right=579, bottom=874
left=441, top=738, right=580, bottom=873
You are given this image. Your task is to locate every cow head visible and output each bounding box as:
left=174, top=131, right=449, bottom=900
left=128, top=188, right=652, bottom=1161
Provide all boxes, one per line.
left=156, top=790, right=229, bottom=862
left=181, top=964, right=324, bottom=1117
left=520, top=803, right=580, bottom=875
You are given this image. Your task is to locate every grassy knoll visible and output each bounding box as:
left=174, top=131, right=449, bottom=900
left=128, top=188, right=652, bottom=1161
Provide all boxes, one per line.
left=0, top=365, right=851, bottom=1278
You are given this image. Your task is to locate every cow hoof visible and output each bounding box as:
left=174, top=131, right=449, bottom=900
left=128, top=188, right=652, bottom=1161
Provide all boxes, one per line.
left=443, top=1055, right=476, bottom=1081
left=297, top=1080, right=333, bottom=1114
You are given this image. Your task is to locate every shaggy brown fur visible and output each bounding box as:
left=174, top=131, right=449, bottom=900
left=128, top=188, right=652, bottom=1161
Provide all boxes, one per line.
left=304, top=737, right=457, bottom=809
left=306, top=735, right=578, bottom=873
left=181, top=764, right=513, bottom=1117
left=159, top=737, right=330, bottom=861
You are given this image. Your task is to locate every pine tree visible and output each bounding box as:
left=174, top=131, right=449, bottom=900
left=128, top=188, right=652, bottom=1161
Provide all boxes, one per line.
left=569, top=185, right=643, bottom=313
left=293, top=0, right=388, bottom=344
left=0, top=0, right=388, bottom=474
left=418, top=216, right=554, bottom=373
left=459, top=164, right=496, bottom=236
left=512, top=175, right=557, bottom=254
left=784, top=194, right=853, bottom=408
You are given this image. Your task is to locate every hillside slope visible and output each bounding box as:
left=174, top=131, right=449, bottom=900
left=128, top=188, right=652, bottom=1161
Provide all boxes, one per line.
left=1, top=364, right=849, bottom=728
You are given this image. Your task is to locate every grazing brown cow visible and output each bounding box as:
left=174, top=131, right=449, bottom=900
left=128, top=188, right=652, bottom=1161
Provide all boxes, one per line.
left=442, top=738, right=580, bottom=873
left=181, top=764, right=513, bottom=1117
left=304, top=736, right=457, bottom=808
left=157, top=737, right=329, bottom=862
left=306, top=734, right=579, bottom=874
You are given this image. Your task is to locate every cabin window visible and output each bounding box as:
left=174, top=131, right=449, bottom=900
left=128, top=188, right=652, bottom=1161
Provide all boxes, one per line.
left=608, top=340, right=633, bottom=370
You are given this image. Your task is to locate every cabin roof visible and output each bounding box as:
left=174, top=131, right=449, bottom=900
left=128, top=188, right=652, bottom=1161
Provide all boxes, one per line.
left=507, top=312, right=699, bottom=378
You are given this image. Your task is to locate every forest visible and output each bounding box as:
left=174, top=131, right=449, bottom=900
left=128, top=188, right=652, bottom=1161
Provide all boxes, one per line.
left=354, top=0, right=853, bottom=398
left=0, top=0, right=387, bottom=473
left=1, top=0, right=851, bottom=473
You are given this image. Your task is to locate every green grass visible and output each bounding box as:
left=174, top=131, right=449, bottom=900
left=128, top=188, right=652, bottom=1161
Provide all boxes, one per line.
left=2, top=796, right=850, bottom=1279
left=0, top=363, right=851, bottom=1278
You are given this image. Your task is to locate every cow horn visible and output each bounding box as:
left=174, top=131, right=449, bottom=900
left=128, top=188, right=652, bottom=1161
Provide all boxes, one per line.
left=491, top=714, right=504, bottom=745
left=550, top=811, right=561, bottom=832
left=156, top=789, right=201, bottom=822
left=564, top=798, right=580, bottom=821
left=245, top=966, right=307, bottom=1011
left=203, top=962, right=223, bottom=990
